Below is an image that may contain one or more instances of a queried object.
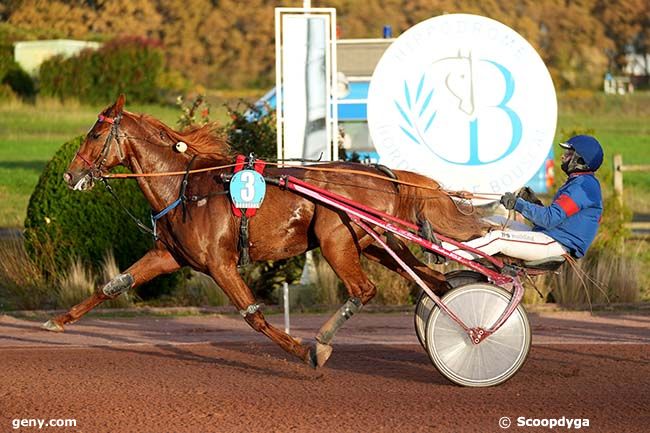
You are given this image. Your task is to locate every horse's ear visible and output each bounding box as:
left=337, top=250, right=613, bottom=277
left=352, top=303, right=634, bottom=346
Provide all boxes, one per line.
left=114, top=94, right=126, bottom=115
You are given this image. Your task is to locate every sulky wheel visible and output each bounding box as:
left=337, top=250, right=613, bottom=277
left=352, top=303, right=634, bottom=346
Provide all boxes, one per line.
left=414, top=270, right=486, bottom=349
left=424, top=283, right=531, bottom=387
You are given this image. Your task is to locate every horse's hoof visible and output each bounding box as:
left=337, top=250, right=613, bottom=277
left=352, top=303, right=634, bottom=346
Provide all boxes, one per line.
left=315, top=342, right=333, bottom=367
left=42, top=319, right=64, bottom=332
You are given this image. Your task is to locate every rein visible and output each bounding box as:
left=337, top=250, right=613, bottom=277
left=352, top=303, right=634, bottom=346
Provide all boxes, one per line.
left=103, top=160, right=501, bottom=201
left=88, top=111, right=500, bottom=238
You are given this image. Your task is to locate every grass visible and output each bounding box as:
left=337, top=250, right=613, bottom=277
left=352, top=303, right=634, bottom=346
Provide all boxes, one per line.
left=556, top=114, right=650, bottom=208
left=0, top=236, right=228, bottom=311
left=0, top=237, right=49, bottom=310
left=556, top=92, right=650, bottom=211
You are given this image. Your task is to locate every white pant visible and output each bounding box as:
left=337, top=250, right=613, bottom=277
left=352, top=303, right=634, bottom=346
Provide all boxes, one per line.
left=442, top=216, right=566, bottom=262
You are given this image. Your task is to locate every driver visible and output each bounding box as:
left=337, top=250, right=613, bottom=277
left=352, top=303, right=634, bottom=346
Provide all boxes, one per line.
left=444, top=135, right=604, bottom=262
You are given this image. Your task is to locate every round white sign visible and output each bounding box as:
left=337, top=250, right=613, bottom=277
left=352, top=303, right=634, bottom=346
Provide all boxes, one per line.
left=368, top=14, right=557, bottom=195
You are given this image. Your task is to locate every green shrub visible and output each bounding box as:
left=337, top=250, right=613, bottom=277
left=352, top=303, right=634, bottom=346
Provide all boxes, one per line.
left=24, top=135, right=181, bottom=299
left=176, top=94, right=212, bottom=130
left=239, top=257, right=306, bottom=302
left=0, top=43, right=15, bottom=78
left=225, top=101, right=278, bottom=159
left=39, top=36, right=163, bottom=104
left=38, top=53, right=84, bottom=102
left=2, top=64, right=35, bottom=99
left=157, top=70, right=192, bottom=103
left=0, top=42, right=35, bottom=100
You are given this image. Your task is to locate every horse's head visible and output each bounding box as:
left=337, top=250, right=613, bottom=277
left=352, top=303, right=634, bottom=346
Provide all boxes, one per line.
left=64, top=94, right=128, bottom=191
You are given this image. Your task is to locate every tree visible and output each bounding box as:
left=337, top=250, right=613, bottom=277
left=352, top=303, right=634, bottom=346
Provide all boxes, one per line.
left=3, top=0, right=643, bottom=90
left=537, top=0, right=612, bottom=88
left=154, top=0, right=213, bottom=85
left=595, top=0, right=648, bottom=72
left=202, top=0, right=278, bottom=88
left=91, top=0, right=163, bottom=40
left=7, top=0, right=92, bottom=39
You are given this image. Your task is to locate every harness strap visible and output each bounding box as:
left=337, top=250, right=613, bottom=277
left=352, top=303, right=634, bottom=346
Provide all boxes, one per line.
left=102, top=179, right=156, bottom=238
left=238, top=215, right=250, bottom=266
left=151, top=197, right=183, bottom=240
left=149, top=155, right=198, bottom=239
left=180, top=155, right=197, bottom=223
left=371, top=163, right=399, bottom=192
left=98, top=114, right=115, bottom=124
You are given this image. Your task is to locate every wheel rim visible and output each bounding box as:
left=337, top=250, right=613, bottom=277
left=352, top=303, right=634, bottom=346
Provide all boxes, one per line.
left=414, top=271, right=485, bottom=348
left=414, top=292, right=435, bottom=348
left=425, top=283, right=531, bottom=387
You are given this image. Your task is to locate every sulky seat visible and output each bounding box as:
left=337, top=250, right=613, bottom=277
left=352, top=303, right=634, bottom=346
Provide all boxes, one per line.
left=522, top=255, right=566, bottom=271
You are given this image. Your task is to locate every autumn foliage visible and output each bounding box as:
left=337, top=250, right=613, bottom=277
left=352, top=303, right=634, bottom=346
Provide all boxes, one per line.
left=1, top=0, right=648, bottom=90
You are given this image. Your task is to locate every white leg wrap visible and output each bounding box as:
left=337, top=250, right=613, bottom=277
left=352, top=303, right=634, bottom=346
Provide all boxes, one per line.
left=101, top=273, right=134, bottom=297
left=239, top=303, right=260, bottom=317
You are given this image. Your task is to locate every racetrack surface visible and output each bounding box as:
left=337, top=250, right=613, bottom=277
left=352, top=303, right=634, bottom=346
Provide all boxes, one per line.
left=1, top=310, right=648, bottom=432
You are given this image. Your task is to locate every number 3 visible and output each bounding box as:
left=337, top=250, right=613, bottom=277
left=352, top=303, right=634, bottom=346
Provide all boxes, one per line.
left=240, top=171, right=255, bottom=201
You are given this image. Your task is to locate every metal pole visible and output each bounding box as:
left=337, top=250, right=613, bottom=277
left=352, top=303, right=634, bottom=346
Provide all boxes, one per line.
left=283, top=282, right=290, bottom=334
left=613, top=154, right=623, bottom=208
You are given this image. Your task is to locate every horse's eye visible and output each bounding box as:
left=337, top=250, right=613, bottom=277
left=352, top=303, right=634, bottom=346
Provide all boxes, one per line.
left=91, top=132, right=101, bottom=140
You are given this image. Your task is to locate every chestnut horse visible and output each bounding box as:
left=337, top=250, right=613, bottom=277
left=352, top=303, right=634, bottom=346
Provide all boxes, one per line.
left=44, top=95, right=487, bottom=367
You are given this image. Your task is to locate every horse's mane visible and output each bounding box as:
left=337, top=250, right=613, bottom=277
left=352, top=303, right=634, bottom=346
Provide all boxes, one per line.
left=138, top=114, right=235, bottom=162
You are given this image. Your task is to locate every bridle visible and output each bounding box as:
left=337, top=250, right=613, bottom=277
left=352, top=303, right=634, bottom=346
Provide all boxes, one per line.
left=74, top=112, right=125, bottom=180
left=71, top=110, right=205, bottom=244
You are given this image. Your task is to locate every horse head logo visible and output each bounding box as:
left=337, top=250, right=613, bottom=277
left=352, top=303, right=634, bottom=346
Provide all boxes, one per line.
left=394, top=50, right=522, bottom=166
left=443, top=50, right=475, bottom=116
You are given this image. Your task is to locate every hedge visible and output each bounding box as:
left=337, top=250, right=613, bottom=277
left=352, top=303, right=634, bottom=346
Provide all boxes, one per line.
left=0, top=43, right=34, bottom=100
left=24, top=136, right=181, bottom=298
left=39, top=36, right=163, bottom=104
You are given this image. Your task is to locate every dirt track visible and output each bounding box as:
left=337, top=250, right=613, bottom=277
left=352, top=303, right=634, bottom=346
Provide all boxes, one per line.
left=1, top=310, right=648, bottom=433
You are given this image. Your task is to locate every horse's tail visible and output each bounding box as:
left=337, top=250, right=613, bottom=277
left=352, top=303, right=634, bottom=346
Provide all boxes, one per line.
left=394, top=170, right=489, bottom=241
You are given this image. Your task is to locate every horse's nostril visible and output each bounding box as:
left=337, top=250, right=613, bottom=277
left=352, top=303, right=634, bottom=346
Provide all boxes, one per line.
left=63, top=172, right=72, bottom=183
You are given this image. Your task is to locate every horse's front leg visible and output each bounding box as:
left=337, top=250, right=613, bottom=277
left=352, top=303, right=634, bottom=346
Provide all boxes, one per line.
left=207, top=261, right=316, bottom=367
left=42, top=248, right=180, bottom=332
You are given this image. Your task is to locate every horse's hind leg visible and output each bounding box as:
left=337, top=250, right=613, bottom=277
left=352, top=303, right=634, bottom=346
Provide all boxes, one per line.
left=207, top=261, right=316, bottom=367
left=314, top=231, right=377, bottom=367
left=362, top=235, right=450, bottom=294
left=43, top=248, right=180, bottom=332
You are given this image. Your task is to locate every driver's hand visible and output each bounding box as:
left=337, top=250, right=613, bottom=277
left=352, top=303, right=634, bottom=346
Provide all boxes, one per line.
left=518, top=186, right=543, bottom=206
left=500, top=192, right=517, bottom=210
